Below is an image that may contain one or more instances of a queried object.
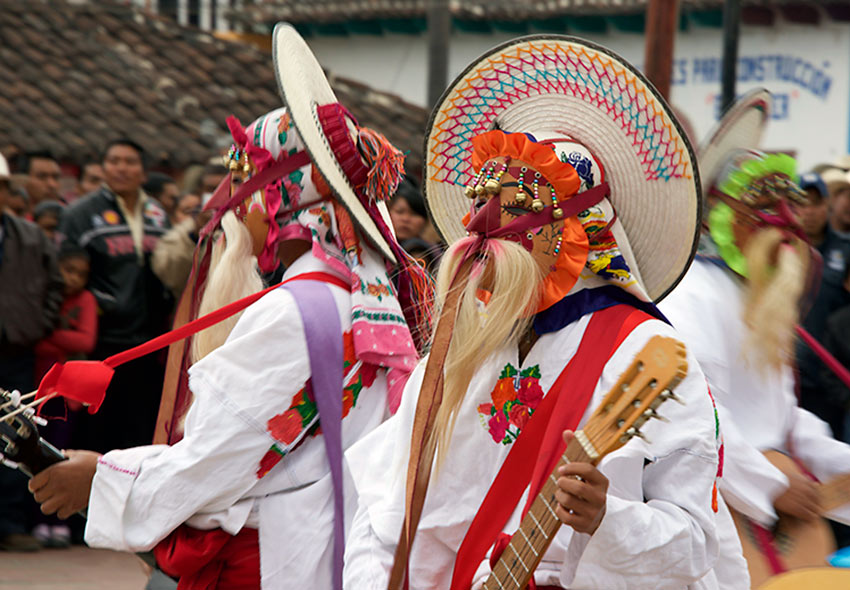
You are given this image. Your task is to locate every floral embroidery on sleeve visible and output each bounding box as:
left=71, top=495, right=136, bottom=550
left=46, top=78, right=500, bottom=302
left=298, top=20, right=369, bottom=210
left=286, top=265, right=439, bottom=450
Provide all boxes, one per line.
left=256, top=330, right=379, bottom=479
left=477, top=363, right=543, bottom=445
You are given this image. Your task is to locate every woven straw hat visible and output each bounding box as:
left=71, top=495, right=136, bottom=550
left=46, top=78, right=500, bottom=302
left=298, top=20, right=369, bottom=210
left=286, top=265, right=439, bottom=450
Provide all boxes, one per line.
left=698, top=88, right=770, bottom=194
left=424, top=35, right=701, bottom=302
left=272, top=22, right=396, bottom=262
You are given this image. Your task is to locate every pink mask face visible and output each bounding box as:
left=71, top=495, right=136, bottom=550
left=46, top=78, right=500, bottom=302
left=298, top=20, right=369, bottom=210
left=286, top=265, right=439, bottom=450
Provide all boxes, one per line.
left=467, top=159, right=567, bottom=270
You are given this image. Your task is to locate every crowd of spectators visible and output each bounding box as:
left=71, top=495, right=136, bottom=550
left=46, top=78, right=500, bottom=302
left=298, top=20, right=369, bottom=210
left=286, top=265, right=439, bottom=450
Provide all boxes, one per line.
left=0, top=141, right=442, bottom=552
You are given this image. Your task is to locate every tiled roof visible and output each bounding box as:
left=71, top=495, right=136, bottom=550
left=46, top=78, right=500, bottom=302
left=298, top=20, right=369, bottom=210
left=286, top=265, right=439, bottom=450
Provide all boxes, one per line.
left=237, top=0, right=839, bottom=24
left=0, top=0, right=428, bottom=174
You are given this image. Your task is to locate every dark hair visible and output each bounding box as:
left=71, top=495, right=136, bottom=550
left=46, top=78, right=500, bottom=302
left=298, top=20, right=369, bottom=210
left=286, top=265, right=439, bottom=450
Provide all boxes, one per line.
left=77, top=161, right=101, bottom=182
left=390, top=176, right=427, bottom=219
left=101, top=138, right=145, bottom=166
left=143, top=172, right=177, bottom=199
left=58, top=243, right=90, bottom=264
left=21, top=150, right=58, bottom=175
left=33, top=199, right=65, bottom=222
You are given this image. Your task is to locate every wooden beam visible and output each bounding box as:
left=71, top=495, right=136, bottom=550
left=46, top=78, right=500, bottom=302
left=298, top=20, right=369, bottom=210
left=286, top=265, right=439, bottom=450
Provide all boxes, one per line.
left=427, top=0, right=450, bottom=108
left=644, top=0, right=680, bottom=100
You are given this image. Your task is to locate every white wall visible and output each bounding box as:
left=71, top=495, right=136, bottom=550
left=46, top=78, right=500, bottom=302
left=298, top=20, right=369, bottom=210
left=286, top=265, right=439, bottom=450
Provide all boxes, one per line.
left=307, top=23, right=850, bottom=171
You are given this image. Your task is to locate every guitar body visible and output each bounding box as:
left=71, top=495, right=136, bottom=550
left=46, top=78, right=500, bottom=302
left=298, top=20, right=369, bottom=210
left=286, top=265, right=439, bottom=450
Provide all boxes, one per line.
left=728, top=451, right=837, bottom=588
left=756, top=567, right=850, bottom=590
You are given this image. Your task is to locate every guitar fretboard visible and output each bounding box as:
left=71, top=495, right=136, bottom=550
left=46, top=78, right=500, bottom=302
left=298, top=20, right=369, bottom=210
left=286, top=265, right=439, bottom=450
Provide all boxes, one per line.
left=483, top=437, right=593, bottom=590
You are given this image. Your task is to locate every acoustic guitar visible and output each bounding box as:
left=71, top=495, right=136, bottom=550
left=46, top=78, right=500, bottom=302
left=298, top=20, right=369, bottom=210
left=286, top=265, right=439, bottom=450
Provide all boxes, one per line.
left=729, top=450, right=850, bottom=588
left=483, top=335, right=689, bottom=590
left=0, top=388, right=67, bottom=477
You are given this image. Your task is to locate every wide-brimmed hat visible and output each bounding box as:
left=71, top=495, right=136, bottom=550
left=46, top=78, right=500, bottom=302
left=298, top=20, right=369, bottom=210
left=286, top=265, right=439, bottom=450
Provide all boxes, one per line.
left=424, top=35, right=701, bottom=302
left=272, top=22, right=398, bottom=262
left=698, top=88, right=770, bottom=195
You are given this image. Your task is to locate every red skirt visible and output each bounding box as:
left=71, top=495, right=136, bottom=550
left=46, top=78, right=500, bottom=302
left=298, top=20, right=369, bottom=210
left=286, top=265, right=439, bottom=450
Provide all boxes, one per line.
left=153, top=525, right=261, bottom=590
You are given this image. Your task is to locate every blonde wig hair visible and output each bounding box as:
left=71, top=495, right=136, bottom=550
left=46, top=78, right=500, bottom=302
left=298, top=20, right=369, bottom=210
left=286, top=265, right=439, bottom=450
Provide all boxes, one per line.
left=429, top=237, right=544, bottom=467
left=192, top=211, right=265, bottom=363
left=742, top=227, right=809, bottom=371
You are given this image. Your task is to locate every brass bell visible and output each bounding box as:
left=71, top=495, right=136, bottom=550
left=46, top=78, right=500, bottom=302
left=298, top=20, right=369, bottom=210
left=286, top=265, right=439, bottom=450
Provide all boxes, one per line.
left=464, top=185, right=476, bottom=199
left=515, top=191, right=527, bottom=204
left=552, top=207, right=564, bottom=219
left=484, top=177, right=501, bottom=194
left=531, top=199, right=545, bottom=213
left=242, top=163, right=252, bottom=174
left=475, top=184, right=486, bottom=196
left=229, top=159, right=239, bottom=171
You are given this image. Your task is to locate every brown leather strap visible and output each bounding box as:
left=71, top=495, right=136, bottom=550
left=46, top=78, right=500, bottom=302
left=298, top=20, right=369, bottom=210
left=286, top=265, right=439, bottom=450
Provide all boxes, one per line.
left=388, top=260, right=472, bottom=590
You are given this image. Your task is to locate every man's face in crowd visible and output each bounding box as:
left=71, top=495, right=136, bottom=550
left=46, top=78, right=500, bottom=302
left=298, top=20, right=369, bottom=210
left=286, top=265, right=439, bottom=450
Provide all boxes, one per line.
left=26, top=157, right=61, bottom=204
left=103, top=145, right=145, bottom=197
left=158, top=182, right=180, bottom=216
left=831, top=185, right=850, bottom=231
left=6, top=190, right=26, bottom=216
left=78, top=163, right=105, bottom=195
left=201, top=172, right=226, bottom=204
left=0, top=180, right=9, bottom=214
left=174, top=193, right=201, bottom=225
left=797, top=187, right=829, bottom=240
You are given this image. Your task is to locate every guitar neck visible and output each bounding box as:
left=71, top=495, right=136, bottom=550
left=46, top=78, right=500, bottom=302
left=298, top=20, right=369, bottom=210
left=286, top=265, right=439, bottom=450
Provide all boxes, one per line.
left=484, top=436, right=594, bottom=590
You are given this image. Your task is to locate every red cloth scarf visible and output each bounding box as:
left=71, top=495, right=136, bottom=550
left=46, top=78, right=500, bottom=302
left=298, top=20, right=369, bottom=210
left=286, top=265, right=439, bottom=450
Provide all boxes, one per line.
left=154, top=525, right=261, bottom=590
left=450, top=304, right=652, bottom=590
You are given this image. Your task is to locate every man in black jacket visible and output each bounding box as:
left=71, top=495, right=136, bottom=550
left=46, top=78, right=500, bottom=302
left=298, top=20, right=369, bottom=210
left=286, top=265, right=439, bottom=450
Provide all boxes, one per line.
left=0, top=153, right=63, bottom=551
left=57, top=139, right=174, bottom=454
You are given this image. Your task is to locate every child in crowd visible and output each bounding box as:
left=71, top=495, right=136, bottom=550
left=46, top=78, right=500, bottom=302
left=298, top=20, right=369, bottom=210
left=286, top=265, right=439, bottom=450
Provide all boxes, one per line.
left=32, top=200, right=64, bottom=243
left=31, top=245, right=97, bottom=547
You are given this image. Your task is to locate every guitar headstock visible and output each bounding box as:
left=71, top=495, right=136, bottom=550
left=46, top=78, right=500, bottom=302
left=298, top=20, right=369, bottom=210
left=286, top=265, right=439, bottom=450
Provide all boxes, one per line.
left=0, top=388, right=65, bottom=477
left=578, top=336, right=688, bottom=460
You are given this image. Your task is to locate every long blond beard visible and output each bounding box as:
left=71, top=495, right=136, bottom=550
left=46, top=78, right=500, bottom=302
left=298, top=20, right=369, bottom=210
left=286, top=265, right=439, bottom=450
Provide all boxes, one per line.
left=742, top=227, right=809, bottom=371
left=430, top=238, right=544, bottom=468
left=191, top=211, right=265, bottom=363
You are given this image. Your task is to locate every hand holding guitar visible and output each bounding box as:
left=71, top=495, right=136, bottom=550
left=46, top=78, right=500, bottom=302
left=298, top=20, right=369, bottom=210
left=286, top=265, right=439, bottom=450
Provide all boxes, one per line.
left=773, top=470, right=821, bottom=521
left=554, top=430, right=609, bottom=535
left=29, top=450, right=99, bottom=519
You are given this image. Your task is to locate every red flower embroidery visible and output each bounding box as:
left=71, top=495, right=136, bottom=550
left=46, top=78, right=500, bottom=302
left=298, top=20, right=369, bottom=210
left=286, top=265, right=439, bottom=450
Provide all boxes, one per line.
left=360, top=364, right=378, bottom=389
left=256, top=448, right=283, bottom=479
left=491, top=377, right=515, bottom=410
left=488, top=411, right=508, bottom=443
left=267, top=408, right=303, bottom=444
left=343, top=331, right=356, bottom=367
left=509, top=404, right=530, bottom=429
left=478, top=402, right=494, bottom=415
left=478, top=363, right=543, bottom=445
left=342, top=388, right=355, bottom=416
left=518, top=379, right=543, bottom=410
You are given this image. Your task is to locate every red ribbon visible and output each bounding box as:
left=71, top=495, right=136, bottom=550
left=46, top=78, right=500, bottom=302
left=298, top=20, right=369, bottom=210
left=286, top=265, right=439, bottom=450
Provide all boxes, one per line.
left=36, top=272, right=349, bottom=414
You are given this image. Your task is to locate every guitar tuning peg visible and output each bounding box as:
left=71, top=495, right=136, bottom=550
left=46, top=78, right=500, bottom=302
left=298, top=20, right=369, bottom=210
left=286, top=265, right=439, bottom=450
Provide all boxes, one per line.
left=642, top=408, right=670, bottom=423
left=660, top=389, right=686, bottom=405
left=624, top=426, right=652, bottom=444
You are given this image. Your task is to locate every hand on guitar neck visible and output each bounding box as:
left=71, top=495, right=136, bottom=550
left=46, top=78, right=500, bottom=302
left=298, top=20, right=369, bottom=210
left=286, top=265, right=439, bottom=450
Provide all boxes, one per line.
left=773, top=471, right=821, bottom=522
left=28, top=450, right=100, bottom=520
left=553, top=430, right=610, bottom=535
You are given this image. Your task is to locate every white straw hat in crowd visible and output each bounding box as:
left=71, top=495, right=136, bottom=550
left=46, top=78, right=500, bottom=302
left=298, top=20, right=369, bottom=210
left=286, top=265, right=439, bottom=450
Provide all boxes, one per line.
left=272, top=22, right=397, bottom=262
left=698, top=88, right=770, bottom=195
left=423, top=35, right=701, bottom=302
